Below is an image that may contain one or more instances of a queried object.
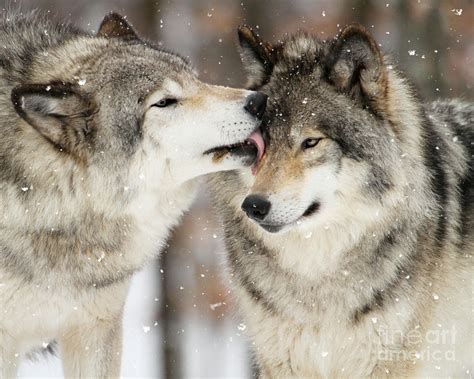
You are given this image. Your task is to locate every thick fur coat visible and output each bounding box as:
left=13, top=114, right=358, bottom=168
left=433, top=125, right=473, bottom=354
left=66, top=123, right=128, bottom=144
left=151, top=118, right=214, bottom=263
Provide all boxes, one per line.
left=0, top=12, right=262, bottom=377
left=210, top=25, right=473, bottom=378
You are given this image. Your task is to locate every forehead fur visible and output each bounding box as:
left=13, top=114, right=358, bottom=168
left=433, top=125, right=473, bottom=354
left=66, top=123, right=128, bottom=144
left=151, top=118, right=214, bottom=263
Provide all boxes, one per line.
left=272, top=32, right=329, bottom=77
left=30, top=38, right=195, bottom=84
left=0, top=10, right=195, bottom=89
left=259, top=30, right=393, bottom=163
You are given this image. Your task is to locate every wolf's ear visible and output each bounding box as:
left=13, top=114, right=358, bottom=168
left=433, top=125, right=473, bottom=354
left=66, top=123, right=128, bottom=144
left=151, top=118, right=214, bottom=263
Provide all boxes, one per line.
left=97, top=13, right=139, bottom=40
left=11, top=84, right=96, bottom=153
left=325, top=24, right=387, bottom=115
left=238, top=25, right=275, bottom=89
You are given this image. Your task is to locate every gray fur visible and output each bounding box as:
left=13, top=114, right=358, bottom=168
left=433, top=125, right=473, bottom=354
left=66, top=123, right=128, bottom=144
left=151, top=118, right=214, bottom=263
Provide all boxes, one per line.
left=210, top=25, right=473, bottom=377
left=0, top=11, right=261, bottom=376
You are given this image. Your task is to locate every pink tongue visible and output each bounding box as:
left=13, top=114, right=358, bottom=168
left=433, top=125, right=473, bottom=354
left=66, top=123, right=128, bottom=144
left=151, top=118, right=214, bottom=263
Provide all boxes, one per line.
left=247, top=130, right=265, bottom=175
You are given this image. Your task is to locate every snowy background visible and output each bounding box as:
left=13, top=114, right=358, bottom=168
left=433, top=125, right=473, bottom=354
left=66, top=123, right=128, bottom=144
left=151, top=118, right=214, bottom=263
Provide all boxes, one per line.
left=5, top=0, right=473, bottom=377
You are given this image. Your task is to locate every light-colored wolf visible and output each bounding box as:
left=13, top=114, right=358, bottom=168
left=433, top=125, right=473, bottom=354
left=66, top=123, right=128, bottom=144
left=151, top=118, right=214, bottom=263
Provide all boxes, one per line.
left=0, top=12, right=265, bottom=377
left=211, top=24, right=473, bottom=378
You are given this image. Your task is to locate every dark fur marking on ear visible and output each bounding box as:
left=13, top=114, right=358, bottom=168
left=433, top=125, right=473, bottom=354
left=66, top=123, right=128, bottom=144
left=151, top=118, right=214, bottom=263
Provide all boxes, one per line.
left=238, top=25, right=276, bottom=88
left=97, top=12, right=139, bottom=40
left=11, top=83, right=97, bottom=158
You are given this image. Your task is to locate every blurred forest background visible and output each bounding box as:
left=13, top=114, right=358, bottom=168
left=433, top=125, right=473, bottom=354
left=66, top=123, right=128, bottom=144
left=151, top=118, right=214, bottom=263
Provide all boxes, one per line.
left=6, top=0, right=472, bottom=377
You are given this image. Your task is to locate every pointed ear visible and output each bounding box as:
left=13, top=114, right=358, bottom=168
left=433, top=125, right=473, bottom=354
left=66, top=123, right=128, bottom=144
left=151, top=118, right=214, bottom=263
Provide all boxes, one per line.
left=11, top=84, right=97, bottom=154
left=97, top=12, right=139, bottom=40
left=238, top=25, right=275, bottom=89
left=325, top=24, right=388, bottom=115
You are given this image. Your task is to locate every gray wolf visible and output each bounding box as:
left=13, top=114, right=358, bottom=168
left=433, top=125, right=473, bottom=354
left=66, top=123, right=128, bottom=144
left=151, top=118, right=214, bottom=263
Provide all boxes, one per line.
left=210, top=24, right=473, bottom=378
left=0, top=11, right=265, bottom=377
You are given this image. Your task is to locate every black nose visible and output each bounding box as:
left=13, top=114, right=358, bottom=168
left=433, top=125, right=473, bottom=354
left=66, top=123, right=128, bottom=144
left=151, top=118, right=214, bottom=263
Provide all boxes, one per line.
left=241, top=194, right=271, bottom=221
left=244, top=92, right=268, bottom=120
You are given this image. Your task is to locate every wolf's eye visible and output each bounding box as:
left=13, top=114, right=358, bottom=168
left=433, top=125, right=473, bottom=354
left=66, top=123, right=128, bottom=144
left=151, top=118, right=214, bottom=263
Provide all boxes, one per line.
left=153, top=98, right=177, bottom=108
left=302, top=138, right=321, bottom=150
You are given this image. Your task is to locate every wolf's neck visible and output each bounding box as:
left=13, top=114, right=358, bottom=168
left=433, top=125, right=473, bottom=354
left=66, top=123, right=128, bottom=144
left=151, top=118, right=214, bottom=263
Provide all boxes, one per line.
left=235, top=208, right=430, bottom=321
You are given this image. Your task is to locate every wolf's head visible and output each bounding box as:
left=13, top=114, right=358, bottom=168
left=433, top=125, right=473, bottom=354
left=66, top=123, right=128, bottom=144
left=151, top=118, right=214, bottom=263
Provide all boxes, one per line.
left=10, top=13, right=266, bottom=194
left=237, top=25, right=422, bottom=234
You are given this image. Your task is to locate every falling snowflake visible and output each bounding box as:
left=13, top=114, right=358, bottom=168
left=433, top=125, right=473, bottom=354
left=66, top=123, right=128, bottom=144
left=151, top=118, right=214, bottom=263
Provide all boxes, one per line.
left=451, top=9, right=463, bottom=16
left=210, top=302, right=223, bottom=311
left=97, top=252, right=105, bottom=262
left=143, top=325, right=151, bottom=333
left=408, top=50, right=416, bottom=56
left=237, top=323, right=247, bottom=331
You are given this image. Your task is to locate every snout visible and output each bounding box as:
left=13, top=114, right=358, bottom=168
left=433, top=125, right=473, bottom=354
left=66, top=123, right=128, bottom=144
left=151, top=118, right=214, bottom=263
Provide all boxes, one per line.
left=241, top=194, right=271, bottom=221
left=244, top=92, right=268, bottom=120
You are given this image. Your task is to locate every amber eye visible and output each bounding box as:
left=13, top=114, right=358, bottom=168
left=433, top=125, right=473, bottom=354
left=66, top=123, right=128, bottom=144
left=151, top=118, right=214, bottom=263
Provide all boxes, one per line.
left=153, top=98, right=178, bottom=108
left=302, top=138, right=321, bottom=150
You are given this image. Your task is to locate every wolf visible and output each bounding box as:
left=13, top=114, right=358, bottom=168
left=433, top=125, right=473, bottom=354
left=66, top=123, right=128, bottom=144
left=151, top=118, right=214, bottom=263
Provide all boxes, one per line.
left=210, top=24, right=473, bottom=378
left=0, top=11, right=266, bottom=377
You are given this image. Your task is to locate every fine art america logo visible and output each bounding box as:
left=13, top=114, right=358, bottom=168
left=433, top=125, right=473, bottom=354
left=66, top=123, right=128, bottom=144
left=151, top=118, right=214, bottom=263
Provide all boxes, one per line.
left=376, top=325, right=457, bottom=362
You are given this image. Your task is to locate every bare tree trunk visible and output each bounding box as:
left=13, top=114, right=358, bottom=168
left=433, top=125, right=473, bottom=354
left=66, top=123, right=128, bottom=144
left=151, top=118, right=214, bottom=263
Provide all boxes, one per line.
left=396, top=0, right=445, bottom=99
left=422, top=0, right=446, bottom=98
